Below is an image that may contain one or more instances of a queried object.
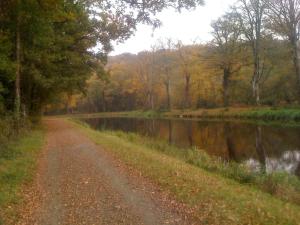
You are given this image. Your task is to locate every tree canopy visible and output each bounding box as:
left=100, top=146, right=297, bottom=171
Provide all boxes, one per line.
left=0, top=0, right=204, bottom=117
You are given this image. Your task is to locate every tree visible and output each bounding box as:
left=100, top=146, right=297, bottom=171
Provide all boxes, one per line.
left=237, top=0, right=267, bottom=105
left=157, top=39, right=176, bottom=110
left=265, top=0, right=300, bottom=99
left=135, top=50, right=157, bottom=110
left=14, top=0, right=21, bottom=119
left=176, top=42, right=195, bottom=108
left=210, top=12, right=243, bottom=107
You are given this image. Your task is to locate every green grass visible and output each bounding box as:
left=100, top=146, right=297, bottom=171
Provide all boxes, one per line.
left=239, top=108, right=300, bottom=121
left=61, top=107, right=300, bottom=123
left=165, top=107, right=300, bottom=122
left=59, top=110, right=164, bottom=119
left=71, top=119, right=300, bottom=225
left=0, top=129, right=44, bottom=225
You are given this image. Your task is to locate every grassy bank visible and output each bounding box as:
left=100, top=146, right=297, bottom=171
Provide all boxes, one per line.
left=98, top=129, right=300, bottom=205
left=164, top=107, right=300, bottom=122
left=63, top=107, right=300, bottom=123
left=60, top=110, right=162, bottom=119
left=72, top=119, right=300, bottom=225
left=0, top=129, right=44, bottom=225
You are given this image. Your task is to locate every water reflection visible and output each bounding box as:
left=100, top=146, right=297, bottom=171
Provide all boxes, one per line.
left=82, top=117, right=300, bottom=177
left=255, top=126, right=267, bottom=174
left=246, top=151, right=300, bottom=175
left=225, top=123, right=237, bottom=162
left=168, top=120, right=173, bottom=144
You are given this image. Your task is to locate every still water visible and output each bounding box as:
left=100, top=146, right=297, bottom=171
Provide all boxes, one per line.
left=82, top=117, right=300, bottom=177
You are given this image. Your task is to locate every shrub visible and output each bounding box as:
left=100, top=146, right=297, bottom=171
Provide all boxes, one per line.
left=0, top=116, right=30, bottom=148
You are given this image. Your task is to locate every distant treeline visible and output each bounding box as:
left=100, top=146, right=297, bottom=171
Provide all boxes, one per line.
left=48, top=0, right=300, bottom=114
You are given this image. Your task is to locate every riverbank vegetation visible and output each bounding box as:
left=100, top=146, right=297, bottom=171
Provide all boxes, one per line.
left=0, top=129, right=44, bottom=225
left=72, top=119, right=300, bottom=224
left=66, top=107, right=300, bottom=123
left=165, top=107, right=300, bottom=121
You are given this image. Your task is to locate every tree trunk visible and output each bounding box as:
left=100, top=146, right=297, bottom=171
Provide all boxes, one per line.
left=147, top=91, right=155, bottom=110
left=168, top=120, right=173, bottom=144
left=102, top=90, right=106, bottom=112
left=252, top=59, right=261, bottom=105
left=165, top=80, right=171, bottom=111
left=184, top=74, right=190, bottom=108
left=224, top=123, right=236, bottom=161
left=15, top=7, right=21, bottom=120
left=252, top=12, right=262, bottom=106
left=291, top=38, right=300, bottom=100
left=150, top=92, right=154, bottom=110
left=256, top=126, right=266, bottom=174
left=223, top=68, right=230, bottom=107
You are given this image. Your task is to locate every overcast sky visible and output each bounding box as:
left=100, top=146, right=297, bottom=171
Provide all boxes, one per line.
left=110, top=0, right=236, bottom=55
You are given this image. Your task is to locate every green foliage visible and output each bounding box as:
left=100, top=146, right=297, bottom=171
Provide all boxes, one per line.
left=1, top=0, right=204, bottom=117
left=0, top=129, right=44, bottom=224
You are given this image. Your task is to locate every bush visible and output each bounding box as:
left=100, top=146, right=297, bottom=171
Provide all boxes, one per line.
left=0, top=117, right=14, bottom=145
left=0, top=116, right=30, bottom=148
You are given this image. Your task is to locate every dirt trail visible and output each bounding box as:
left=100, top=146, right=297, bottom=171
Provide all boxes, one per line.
left=18, top=119, right=192, bottom=225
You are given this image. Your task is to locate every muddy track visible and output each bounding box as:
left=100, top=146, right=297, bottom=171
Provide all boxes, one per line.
left=17, top=119, right=193, bottom=225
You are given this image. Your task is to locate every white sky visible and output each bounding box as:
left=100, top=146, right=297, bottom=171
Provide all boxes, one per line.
left=111, top=0, right=236, bottom=55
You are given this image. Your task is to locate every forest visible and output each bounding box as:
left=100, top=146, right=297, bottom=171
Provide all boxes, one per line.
left=46, top=0, right=300, bottom=114
left=0, top=0, right=203, bottom=120
left=1, top=0, right=300, bottom=116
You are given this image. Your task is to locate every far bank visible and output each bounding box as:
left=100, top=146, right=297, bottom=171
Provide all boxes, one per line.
left=61, top=107, right=300, bottom=123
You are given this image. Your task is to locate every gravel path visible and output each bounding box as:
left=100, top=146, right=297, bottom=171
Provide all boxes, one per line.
left=18, top=119, right=192, bottom=225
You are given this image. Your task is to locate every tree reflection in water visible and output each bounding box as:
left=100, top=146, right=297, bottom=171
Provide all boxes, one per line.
left=83, top=117, right=300, bottom=177
left=224, top=123, right=237, bottom=162
left=255, top=126, right=267, bottom=174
